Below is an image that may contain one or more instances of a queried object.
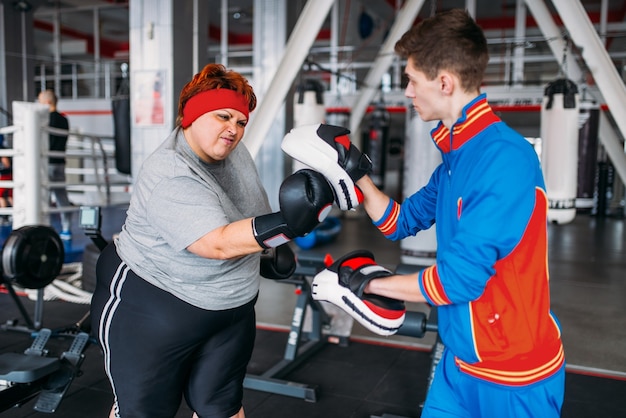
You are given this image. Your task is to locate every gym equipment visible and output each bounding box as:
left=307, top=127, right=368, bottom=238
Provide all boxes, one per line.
left=259, top=244, right=297, bottom=280
left=1, top=225, right=65, bottom=331
left=2, top=225, right=64, bottom=290
left=112, top=63, right=131, bottom=175
left=0, top=220, right=99, bottom=413
left=294, top=216, right=341, bottom=250
left=312, top=250, right=406, bottom=336
left=0, top=207, right=109, bottom=413
left=0, top=327, right=90, bottom=413
left=281, top=123, right=372, bottom=211
left=362, top=103, right=390, bottom=189
left=243, top=252, right=334, bottom=402
left=253, top=169, right=334, bottom=249
left=292, top=79, right=326, bottom=174
left=400, top=111, right=439, bottom=266
left=540, top=78, right=580, bottom=224
left=78, top=205, right=108, bottom=251
left=576, top=99, right=600, bottom=210
left=244, top=252, right=440, bottom=409
left=78, top=206, right=109, bottom=293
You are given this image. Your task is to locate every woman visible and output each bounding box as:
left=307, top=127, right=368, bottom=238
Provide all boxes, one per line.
left=90, top=63, right=332, bottom=418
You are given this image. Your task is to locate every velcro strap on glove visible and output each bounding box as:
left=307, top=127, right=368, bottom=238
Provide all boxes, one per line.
left=252, top=212, right=294, bottom=249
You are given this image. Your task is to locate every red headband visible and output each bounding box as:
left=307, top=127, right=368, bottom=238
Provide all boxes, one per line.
left=181, top=89, right=250, bottom=128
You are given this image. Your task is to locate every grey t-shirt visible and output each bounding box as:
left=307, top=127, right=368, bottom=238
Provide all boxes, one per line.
left=115, top=128, right=271, bottom=310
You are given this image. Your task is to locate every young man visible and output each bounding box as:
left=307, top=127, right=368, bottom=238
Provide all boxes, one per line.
left=283, top=8, right=565, bottom=418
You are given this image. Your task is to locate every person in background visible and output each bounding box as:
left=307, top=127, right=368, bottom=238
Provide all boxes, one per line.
left=90, top=63, right=334, bottom=418
left=37, top=89, right=72, bottom=241
left=285, top=9, right=565, bottom=418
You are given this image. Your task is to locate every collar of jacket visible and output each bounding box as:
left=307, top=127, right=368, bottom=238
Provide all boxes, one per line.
left=430, top=94, right=501, bottom=154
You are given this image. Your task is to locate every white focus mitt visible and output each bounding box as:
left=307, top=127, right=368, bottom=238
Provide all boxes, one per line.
left=312, top=250, right=406, bottom=336
left=281, top=124, right=372, bottom=211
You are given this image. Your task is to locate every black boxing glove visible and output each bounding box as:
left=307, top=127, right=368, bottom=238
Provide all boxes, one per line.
left=260, top=244, right=296, bottom=280
left=252, top=169, right=335, bottom=249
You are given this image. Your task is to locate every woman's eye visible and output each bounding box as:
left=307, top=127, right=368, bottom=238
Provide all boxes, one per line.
left=237, top=121, right=247, bottom=128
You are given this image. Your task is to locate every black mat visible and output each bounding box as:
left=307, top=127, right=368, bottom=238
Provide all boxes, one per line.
left=1, top=295, right=624, bottom=418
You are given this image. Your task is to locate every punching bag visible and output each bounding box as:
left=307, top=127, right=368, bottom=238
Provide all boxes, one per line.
left=112, top=66, right=132, bottom=175
left=362, top=104, right=389, bottom=189
left=576, top=99, right=600, bottom=211
left=400, top=108, right=440, bottom=266
left=540, top=78, right=579, bottom=224
left=292, top=79, right=326, bottom=173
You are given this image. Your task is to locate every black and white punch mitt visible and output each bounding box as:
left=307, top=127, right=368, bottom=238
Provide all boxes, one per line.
left=281, top=124, right=372, bottom=211
left=312, top=250, right=406, bottom=336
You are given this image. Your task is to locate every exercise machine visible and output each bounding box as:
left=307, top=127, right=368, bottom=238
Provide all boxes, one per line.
left=1, top=225, right=66, bottom=332
left=0, top=326, right=90, bottom=413
left=0, top=224, right=92, bottom=413
left=0, top=207, right=108, bottom=413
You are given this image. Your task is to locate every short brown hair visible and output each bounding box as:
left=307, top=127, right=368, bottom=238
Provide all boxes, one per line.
left=394, top=9, right=488, bottom=92
left=177, top=64, right=257, bottom=126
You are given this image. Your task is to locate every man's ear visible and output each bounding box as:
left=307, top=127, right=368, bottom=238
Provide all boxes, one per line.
left=439, top=72, right=455, bottom=96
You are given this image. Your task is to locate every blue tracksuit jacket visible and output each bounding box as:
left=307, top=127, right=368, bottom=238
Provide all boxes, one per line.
left=374, top=94, right=564, bottom=386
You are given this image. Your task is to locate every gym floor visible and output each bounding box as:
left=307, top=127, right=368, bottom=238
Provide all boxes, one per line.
left=1, top=203, right=625, bottom=417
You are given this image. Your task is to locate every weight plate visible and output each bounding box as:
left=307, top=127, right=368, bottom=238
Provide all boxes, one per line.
left=1, top=225, right=64, bottom=289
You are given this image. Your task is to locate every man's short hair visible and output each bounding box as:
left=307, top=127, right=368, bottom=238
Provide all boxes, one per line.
left=38, top=89, right=58, bottom=106
left=394, top=9, right=489, bottom=92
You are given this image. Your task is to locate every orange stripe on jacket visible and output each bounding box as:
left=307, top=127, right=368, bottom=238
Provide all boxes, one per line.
left=420, top=265, right=452, bottom=305
left=376, top=200, right=400, bottom=236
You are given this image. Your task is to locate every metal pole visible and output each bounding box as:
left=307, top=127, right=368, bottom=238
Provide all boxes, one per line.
left=192, top=0, right=199, bottom=74
left=21, top=12, right=27, bottom=101
left=349, top=0, right=424, bottom=139
left=598, top=114, right=626, bottom=193
left=599, top=0, right=608, bottom=45
left=512, top=0, right=526, bottom=86
left=220, top=0, right=228, bottom=67
left=243, top=0, right=336, bottom=158
left=53, top=8, right=61, bottom=95
left=465, top=0, right=476, bottom=18
left=524, top=0, right=582, bottom=82
left=12, top=102, right=49, bottom=229
left=525, top=0, right=626, bottom=186
left=329, top=2, right=339, bottom=94
left=549, top=0, right=626, bottom=148
left=93, top=7, right=101, bottom=98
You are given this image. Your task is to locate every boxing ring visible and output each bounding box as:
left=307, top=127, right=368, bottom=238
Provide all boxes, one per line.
left=0, top=102, right=131, bottom=330
left=0, top=101, right=131, bottom=232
